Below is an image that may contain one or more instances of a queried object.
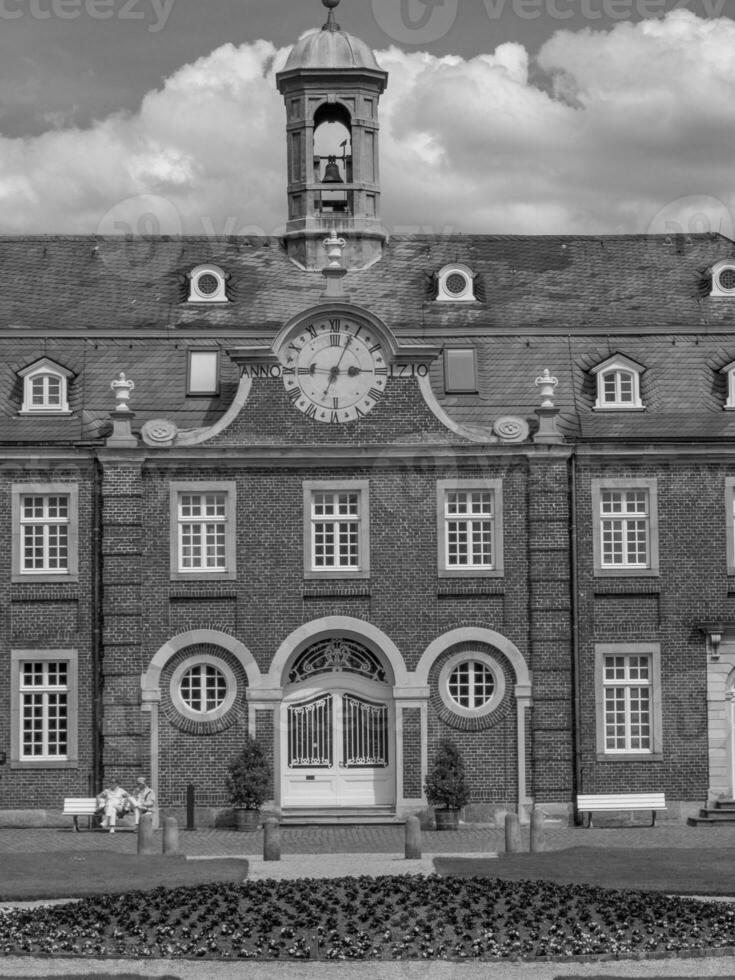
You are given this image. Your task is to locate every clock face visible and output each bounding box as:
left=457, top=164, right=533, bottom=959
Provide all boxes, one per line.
left=281, top=315, right=388, bottom=422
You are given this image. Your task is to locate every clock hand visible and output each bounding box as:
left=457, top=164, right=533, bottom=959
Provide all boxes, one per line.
left=322, top=337, right=354, bottom=397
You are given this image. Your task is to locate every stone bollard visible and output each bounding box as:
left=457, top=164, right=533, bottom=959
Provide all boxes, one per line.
left=263, top=817, right=281, bottom=862
left=137, top=812, right=155, bottom=856
left=505, top=812, right=521, bottom=853
left=530, top=808, right=546, bottom=852
left=404, top=815, right=422, bottom=860
left=162, top=816, right=181, bottom=857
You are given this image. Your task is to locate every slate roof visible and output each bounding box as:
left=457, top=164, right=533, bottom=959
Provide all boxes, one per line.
left=1, top=233, right=734, bottom=446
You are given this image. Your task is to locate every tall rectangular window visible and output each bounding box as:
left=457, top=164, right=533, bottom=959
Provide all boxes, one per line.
left=20, top=660, right=69, bottom=760
left=170, top=482, right=236, bottom=580
left=12, top=484, right=79, bottom=582
left=594, top=643, right=662, bottom=760
left=311, top=491, right=360, bottom=570
left=178, top=493, right=227, bottom=571
left=437, top=479, right=503, bottom=577
left=600, top=489, right=648, bottom=567
left=592, top=479, right=658, bottom=576
left=11, top=649, right=78, bottom=767
left=603, top=654, right=650, bottom=752
left=20, top=494, right=69, bottom=572
left=303, top=481, right=370, bottom=579
left=445, top=490, right=493, bottom=568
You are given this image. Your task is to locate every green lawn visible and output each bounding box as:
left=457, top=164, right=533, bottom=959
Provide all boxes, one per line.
left=0, top=850, right=248, bottom=901
left=434, top=845, right=735, bottom=895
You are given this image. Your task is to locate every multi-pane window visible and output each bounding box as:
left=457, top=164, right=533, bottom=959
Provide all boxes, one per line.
left=178, top=492, right=227, bottom=572
left=20, top=494, right=70, bottom=573
left=20, top=361, right=71, bottom=414
left=448, top=660, right=495, bottom=710
left=603, top=654, right=651, bottom=752
left=593, top=357, right=644, bottom=410
left=601, top=369, right=634, bottom=406
left=20, top=660, right=68, bottom=759
left=444, top=490, right=494, bottom=568
left=179, top=663, right=227, bottom=714
left=600, top=489, right=649, bottom=568
left=30, top=372, right=62, bottom=409
left=311, top=491, right=361, bottom=570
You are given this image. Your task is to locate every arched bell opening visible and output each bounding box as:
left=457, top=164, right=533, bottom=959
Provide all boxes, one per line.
left=313, top=102, right=352, bottom=216
left=280, top=636, right=396, bottom=810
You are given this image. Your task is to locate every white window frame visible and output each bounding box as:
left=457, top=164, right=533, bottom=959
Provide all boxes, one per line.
left=438, top=650, right=506, bottom=720
left=710, top=260, right=735, bottom=298
left=11, top=484, right=79, bottom=583
left=19, top=359, right=72, bottom=414
left=187, top=264, right=228, bottom=303
left=436, top=263, right=476, bottom=303
left=170, top=654, right=237, bottom=723
left=591, top=355, right=644, bottom=410
left=169, top=481, right=236, bottom=581
left=187, top=349, right=220, bottom=396
left=303, top=480, right=370, bottom=579
left=720, top=363, right=735, bottom=410
left=437, top=479, right=503, bottom=578
left=10, top=649, right=78, bottom=768
left=594, top=643, right=662, bottom=760
left=591, top=478, right=658, bottom=577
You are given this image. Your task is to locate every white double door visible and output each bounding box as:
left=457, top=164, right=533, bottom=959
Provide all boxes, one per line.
left=281, top=675, right=395, bottom=808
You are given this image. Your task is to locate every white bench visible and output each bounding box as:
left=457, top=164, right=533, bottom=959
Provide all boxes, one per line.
left=577, top=793, right=666, bottom=827
left=63, top=797, right=99, bottom=832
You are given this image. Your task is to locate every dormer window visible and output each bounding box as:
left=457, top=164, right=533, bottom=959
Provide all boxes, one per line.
left=19, top=359, right=72, bottom=415
left=188, top=265, right=228, bottom=303
left=436, top=264, right=476, bottom=303
left=720, top=361, right=735, bottom=409
left=710, top=261, right=735, bottom=297
left=591, top=355, right=645, bottom=411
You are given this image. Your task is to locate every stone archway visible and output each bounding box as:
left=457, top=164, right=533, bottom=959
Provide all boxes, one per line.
left=141, top=630, right=261, bottom=824
left=416, top=627, right=533, bottom=818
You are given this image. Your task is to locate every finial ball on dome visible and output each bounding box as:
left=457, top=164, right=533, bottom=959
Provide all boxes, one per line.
left=322, top=0, right=340, bottom=8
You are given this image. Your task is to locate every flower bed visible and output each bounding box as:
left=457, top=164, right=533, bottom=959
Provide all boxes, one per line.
left=1, top=875, right=735, bottom=961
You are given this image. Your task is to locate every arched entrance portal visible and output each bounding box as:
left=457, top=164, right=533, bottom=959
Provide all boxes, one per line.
left=281, top=637, right=396, bottom=809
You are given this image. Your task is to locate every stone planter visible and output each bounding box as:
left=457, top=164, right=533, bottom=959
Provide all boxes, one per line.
left=233, top=807, right=261, bottom=831
left=433, top=808, right=460, bottom=830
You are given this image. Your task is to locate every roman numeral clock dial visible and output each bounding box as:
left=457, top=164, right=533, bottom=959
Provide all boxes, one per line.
left=281, top=316, right=387, bottom=422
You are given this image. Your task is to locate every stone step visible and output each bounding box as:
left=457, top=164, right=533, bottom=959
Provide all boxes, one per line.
left=714, top=800, right=735, bottom=810
left=687, top=809, right=735, bottom=826
left=279, top=807, right=403, bottom=826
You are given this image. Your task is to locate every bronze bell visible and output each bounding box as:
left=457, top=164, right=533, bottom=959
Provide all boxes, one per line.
left=322, top=156, right=343, bottom=183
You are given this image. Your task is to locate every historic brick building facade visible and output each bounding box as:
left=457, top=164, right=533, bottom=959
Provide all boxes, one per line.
left=2, top=0, right=735, bottom=826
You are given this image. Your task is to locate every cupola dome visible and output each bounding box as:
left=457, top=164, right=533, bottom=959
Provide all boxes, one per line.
left=284, top=0, right=381, bottom=72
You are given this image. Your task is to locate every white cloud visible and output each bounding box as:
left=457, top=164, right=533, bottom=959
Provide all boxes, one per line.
left=0, top=10, right=733, bottom=237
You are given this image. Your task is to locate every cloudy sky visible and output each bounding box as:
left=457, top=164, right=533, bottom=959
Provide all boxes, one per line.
left=0, top=0, right=733, bottom=237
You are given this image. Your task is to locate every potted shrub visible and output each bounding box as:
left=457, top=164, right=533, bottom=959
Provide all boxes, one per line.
left=424, top=738, right=470, bottom=830
left=225, top=736, right=271, bottom=831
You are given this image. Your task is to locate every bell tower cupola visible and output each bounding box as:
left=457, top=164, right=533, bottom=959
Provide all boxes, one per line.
left=276, top=0, right=388, bottom=270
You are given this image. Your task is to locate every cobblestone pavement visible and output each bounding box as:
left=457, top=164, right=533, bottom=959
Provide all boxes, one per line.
left=1, top=820, right=735, bottom=856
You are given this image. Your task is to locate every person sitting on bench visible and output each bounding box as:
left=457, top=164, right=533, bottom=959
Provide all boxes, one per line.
left=130, top=776, right=155, bottom=826
left=96, top=783, right=132, bottom=833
